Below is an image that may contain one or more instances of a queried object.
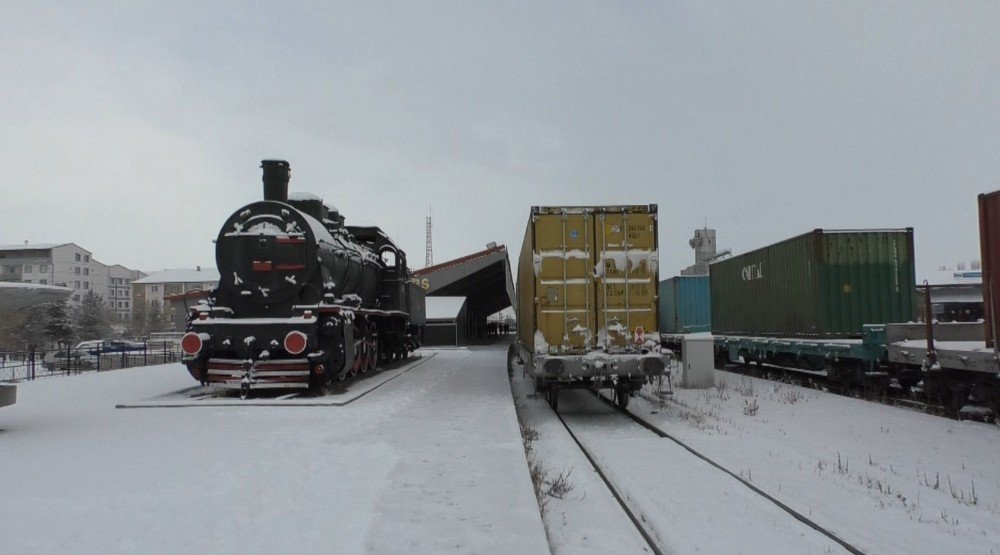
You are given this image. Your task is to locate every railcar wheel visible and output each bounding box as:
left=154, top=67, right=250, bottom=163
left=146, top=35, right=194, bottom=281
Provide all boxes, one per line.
left=615, top=385, right=630, bottom=409
left=366, top=323, right=379, bottom=373
left=950, top=385, right=971, bottom=416
left=547, top=387, right=559, bottom=411
left=350, top=341, right=363, bottom=376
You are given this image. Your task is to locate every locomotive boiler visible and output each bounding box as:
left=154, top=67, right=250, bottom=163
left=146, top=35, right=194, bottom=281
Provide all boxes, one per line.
left=181, top=160, right=423, bottom=396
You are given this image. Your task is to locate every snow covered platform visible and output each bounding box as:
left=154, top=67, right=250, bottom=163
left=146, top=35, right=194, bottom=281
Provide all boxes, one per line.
left=0, top=347, right=549, bottom=553
left=116, top=353, right=437, bottom=408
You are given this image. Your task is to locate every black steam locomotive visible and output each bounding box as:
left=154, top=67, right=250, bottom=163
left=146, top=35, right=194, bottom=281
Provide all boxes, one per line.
left=181, top=160, right=424, bottom=396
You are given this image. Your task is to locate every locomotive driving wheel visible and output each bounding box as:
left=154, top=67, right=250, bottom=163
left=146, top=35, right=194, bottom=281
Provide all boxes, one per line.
left=350, top=339, right=364, bottom=376
left=366, top=323, right=379, bottom=373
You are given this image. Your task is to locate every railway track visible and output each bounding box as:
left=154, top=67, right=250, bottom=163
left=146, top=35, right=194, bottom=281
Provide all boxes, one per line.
left=551, top=389, right=865, bottom=554
left=552, top=406, right=666, bottom=555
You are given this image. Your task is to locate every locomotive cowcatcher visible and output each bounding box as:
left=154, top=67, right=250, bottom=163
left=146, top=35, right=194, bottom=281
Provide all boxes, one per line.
left=181, top=160, right=423, bottom=397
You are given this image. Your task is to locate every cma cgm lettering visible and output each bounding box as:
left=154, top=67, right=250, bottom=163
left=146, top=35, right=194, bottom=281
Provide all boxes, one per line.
left=741, top=263, right=763, bottom=282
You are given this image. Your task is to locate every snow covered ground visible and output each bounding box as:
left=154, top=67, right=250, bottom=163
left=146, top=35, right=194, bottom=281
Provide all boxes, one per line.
left=0, top=347, right=548, bottom=554
left=6, top=346, right=998, bottom=554
left=513, top=359, right=1000, bottom=554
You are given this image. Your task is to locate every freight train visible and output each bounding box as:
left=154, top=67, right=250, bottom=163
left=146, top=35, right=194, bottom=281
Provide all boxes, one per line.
left=514, top=205, right=672, bottom=410
left=660, top=201, right=1000, bottom=417
left=181, top=160, right=424, bottom=397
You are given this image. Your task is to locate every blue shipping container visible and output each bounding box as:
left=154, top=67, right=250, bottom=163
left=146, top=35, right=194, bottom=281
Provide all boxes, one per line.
left=659, top=276, right=711, bottom=334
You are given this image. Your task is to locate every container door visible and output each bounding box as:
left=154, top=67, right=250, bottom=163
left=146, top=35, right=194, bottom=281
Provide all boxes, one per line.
left=533, top=211, right=596, bottom=353
left=594, top=209, right=658, bottom=349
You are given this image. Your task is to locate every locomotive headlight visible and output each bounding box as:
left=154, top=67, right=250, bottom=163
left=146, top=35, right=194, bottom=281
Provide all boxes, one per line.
left=284, top=331, right=308, bottom=355
left=181, top=332, right=206, bottom=356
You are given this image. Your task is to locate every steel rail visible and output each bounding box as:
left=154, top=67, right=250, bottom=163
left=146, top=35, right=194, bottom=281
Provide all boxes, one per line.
left=597, top=392, right=866, bottom=555
left=552, top=408, right=665, bottom=555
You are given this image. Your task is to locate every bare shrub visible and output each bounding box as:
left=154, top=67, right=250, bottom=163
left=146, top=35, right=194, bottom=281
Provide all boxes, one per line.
left=546, top=468, right=576, bottom=499
left=521, top=423, right=540, bottom=443
left=783, top=389, right=803, bottom=404
left=949, top=476, right=978, bottom=506
left=921, top=471, right=940, bottom=490
left=835, top=452, right=849, bottom=475
left=715, top=378, right=728, bottom=397
left=743, top=398, right=759, bottom=416
left=528, top=456, right=549, bottom=511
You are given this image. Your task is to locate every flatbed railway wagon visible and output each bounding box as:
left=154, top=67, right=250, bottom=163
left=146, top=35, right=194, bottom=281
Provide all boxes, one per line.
left=711, top=228, right=917, bottom=388
left=514, top=205, right=671, bottom=410
left=885, top=191, right=1000, bottom=413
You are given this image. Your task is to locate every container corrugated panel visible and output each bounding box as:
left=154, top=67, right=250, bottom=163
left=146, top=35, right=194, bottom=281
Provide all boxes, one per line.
left=659, top=276, right=711, bottom=333
left=979, top=191, right=1000, bottom=347
left=517, top=205, right=659, bottom=354
left=710, top=229, right=916, bottom=339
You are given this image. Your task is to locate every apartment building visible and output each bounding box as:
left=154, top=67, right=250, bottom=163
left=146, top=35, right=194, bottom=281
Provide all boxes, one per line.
left=133, top=267, right=219, bottom=309
left=108, top=265, right=146, bottom=321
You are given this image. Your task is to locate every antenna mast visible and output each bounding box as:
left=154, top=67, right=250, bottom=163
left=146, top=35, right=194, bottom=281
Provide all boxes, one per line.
left=425, top=206, right=433, bottom=268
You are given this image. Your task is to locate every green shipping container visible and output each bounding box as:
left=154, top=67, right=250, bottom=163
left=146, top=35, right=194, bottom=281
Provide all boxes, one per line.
left=710, top=229, right=916, bottom=339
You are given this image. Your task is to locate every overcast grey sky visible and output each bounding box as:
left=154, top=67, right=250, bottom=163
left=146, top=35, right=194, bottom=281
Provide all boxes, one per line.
left=2, top=2, right=998, bottom=279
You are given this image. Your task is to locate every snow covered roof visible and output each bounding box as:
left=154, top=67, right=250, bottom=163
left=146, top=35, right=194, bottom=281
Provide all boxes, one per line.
left=287, top=192, right=323, bottom=202
left=134, top=268, right=220, bottom=284
left=425, top=296, right=467, bottom=320
left=917, top=269, right=982, bottom=286
left=413, top=245, right=507, bottom=276
left=0, top=242, right=69, bottom=251
left=0, top=282, right=73, bottom=310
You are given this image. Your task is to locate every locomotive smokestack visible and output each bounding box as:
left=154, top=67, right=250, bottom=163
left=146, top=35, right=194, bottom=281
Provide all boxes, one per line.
left=261, top=160, right=290, bottom=202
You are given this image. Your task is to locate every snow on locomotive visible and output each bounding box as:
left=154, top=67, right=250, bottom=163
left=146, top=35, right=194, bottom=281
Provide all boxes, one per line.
left=181, top=160, right=423, bottom=397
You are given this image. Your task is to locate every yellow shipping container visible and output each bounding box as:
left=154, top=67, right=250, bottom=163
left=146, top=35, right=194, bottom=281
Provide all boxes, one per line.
left=515, top=205, right=668, bottom=410
left=517, top=205, right=661, bottom=355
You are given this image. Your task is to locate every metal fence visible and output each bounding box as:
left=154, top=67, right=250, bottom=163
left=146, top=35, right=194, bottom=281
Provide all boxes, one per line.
left=0, top=341, right=182, bottom=382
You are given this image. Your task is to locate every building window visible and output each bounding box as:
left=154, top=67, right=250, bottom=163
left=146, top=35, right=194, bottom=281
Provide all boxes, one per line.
left=152, top=285, right=159, bottom=292
left=83, top=282, right=89, bottom=290
left=40, top=279, right=47, bottom=285
left=39, top=264, right=48, bottom=273
left=84, top=255, right=90, bottom=262
left=73, top=294, right=80, bottom=301
left=75, top=253, right=81, bottom=262
left=83, top=268, right=89, bottom=276
left=124, top=301, right=129, bottom=308
left=23, top=265, right=32, bottom=274
left=74, top=281, right=80, bottom=289
left=75, top=267, right=80, bottom=275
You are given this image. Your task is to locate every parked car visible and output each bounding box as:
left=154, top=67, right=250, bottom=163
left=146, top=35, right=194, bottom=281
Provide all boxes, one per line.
left=84, top=340, right=146, bottom=356
left=43, top=348, right=94, bottom=371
